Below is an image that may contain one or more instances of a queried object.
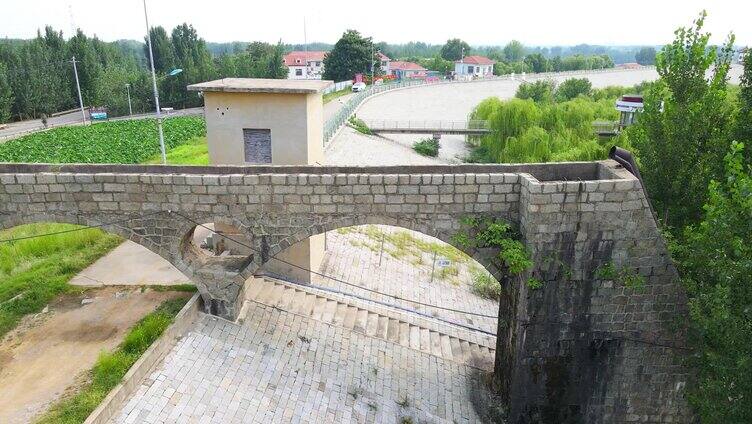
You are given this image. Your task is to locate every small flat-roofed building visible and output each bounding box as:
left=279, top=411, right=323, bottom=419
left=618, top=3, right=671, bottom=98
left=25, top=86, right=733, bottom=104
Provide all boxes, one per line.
left=454, top=55, right=495, bottom=78
left=284, top=51, right=327, bottom=79
left=187, top=78, right=333, bottom=283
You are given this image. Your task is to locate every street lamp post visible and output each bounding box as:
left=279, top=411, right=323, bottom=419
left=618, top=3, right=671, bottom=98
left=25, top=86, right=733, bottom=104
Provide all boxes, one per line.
left=143, top=0, right=167, bottom=165
left=125, top=83, right=133, bottom=116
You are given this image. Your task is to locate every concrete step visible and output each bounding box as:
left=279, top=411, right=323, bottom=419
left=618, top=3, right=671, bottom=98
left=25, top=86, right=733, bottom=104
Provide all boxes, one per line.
left=245, top=277, right=495, bottom=370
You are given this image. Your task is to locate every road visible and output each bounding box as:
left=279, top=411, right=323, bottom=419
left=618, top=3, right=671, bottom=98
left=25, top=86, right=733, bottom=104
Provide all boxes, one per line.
left=0, top=107, right=203, bottom=142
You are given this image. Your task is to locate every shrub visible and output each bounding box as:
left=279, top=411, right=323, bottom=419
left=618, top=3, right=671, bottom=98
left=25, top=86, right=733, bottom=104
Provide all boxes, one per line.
left=347, top=115, right=372, bottom=135
left=413, top=138, right=440, bottom=157
left=515, top=80, right=556, bottom=103
left=555, top=78, right=592, bottom=101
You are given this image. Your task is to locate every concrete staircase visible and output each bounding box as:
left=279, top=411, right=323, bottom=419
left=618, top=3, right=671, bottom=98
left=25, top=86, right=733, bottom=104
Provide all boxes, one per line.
left=238, top=277, right=496, bottom=371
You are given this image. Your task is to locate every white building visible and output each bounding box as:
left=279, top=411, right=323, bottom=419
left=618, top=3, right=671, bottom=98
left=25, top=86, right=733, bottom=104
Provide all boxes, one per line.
left=377, top=52, right=391, bottom=74
left=284, top=51, right=327, bottom=80
left=454, top=55, right=495, bottom=78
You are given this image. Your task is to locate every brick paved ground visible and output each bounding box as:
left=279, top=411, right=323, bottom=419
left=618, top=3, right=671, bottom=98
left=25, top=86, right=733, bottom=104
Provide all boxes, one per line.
left=313, top=225, right=499, bottom=334
left=112, top=304, right=483, bottom=423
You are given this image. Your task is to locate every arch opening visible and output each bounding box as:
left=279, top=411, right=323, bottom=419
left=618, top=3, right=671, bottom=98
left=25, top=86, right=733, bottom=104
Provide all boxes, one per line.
left=251, top=223, right=506, bottom=336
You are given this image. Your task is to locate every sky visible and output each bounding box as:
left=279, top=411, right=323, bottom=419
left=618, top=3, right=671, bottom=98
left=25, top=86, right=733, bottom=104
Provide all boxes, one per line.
left=0, top=0, right=750, bottom=47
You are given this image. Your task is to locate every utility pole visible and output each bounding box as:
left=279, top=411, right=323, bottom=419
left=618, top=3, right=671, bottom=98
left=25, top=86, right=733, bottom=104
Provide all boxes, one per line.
left=143, top=0, right=167, bottom=165
left=125, top=83, right=133, bottom=116
left=371, top=44, right=375, bottom=85
left=71, top=56, right=86, bottom=124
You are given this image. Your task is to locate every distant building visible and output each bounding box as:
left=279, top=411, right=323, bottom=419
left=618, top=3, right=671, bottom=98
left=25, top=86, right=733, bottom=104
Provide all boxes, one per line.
left=284, top=51, right=327, bottom=80
left=454, top=55, right=494, bottom=78
left=377, top=52, right=391, bottom=74
left=389, top=61, right=427, bottom=79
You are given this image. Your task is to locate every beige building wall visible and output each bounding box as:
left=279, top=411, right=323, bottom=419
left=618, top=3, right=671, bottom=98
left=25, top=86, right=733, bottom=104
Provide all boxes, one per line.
left=203, top=91, right=323, bottom=165
left=201, top=88, right=326, bottom=283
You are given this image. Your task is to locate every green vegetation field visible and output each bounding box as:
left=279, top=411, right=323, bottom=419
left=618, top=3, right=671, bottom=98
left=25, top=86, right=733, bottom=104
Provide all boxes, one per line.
left=0, top=116, right=205, bottom=164
left=144, top=136, right=209, bottom=165
left=0, top=224, right=122, bottom=337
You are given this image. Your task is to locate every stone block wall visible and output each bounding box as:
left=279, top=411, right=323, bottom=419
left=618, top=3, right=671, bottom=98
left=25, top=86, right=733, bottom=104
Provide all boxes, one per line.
left=0, top=162, right=691, bottom=421
left=496, top=162, right=691, bottom=423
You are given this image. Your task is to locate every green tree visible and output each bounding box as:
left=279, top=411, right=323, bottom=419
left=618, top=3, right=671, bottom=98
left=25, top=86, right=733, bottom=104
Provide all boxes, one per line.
left=555, top=78, right=592, bottom=101
left=628, top=11, right=736, bottom=229
left=635, top=46, right=657, bottom=65
left=0, top=62, right=13, bottom=123
left=323, top=30, right=376, bottom=81
left=523, top=53, right=549, bottom=73
left=670, top=141, right=752, bottom=423
left=503, top=40, right=525, bottom=62
left=144, top=26, right=175, bottom=74
left=262, top=42, right=288, bottom=79
left=440, top=38, right=471, bottom=61
left=736, top=50, right=752, bottom=160
left=68, top=29, right=103, bottom=104
left=515, top=80, right=555, bottom=103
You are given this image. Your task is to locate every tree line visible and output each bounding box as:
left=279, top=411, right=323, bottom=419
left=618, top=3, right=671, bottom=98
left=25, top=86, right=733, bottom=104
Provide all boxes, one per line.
left=0, top=25, right=288, bottom=123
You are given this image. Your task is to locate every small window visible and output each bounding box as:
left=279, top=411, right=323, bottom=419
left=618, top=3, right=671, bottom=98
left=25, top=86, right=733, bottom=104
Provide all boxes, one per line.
left=315, top=61, right=321, bottom=66
left=295, top=58, right=301, bottom=64
left=295, top=68, right=303, bottom=76
left=243, top=129, right=272, bottom=164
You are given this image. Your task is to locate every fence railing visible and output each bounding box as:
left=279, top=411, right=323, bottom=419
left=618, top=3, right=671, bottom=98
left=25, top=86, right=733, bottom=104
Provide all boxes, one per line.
left=363, top=120, right=489, bottom=131
left=322, top=80, right=353, bottom=94
left=323, top=79, right=432, bottom=144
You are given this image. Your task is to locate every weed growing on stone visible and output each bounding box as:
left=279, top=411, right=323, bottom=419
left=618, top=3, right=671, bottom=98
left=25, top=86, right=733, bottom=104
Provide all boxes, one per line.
left=470, top=269, right=502, bottom=300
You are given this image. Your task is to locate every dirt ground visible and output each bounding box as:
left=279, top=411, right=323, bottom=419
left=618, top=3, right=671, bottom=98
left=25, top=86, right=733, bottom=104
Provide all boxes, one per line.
left=0, top=286, right=189, bottom=424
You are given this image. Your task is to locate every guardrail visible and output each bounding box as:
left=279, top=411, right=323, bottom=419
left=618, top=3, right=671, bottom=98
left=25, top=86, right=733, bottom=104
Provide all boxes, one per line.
left=364, top=120, right=490, bottom=132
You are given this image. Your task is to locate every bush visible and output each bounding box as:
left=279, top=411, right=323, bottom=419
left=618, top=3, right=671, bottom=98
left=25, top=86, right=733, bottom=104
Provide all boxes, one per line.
left=413, top=138, right=440, bottom=157
left=515, top=80, right=555, bottom=103
left=555, top=78, right=592, bottom=101
left=348, top=115, right=372, bottom=135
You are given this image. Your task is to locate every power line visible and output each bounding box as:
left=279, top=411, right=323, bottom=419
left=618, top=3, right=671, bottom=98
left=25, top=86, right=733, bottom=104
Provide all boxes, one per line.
left=170, top=210, right=500, bottom=320
left=0, top=208, right=690, bottom=351
left=0, top=210, right=165, bottom=243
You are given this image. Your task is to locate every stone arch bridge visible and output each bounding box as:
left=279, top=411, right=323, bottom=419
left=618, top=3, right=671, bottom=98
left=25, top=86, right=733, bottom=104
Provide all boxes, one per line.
left=0, top=161, right=690, bottom=423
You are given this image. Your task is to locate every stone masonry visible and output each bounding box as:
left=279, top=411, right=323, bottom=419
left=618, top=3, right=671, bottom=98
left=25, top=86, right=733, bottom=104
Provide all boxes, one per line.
left=0, top=161, right=689, bottom=422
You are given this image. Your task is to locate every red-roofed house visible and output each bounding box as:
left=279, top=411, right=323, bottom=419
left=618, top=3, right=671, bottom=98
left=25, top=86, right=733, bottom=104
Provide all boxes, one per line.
left=454, top=55, right=495, bottom=78
left=284, top=51, right=327, bottom=79
left=389, top=61, right=427, bottom=79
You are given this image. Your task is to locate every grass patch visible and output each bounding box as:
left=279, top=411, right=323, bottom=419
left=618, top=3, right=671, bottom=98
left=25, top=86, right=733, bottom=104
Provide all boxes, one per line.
left=323, top=88, right=351, bottom=104
left=147, top=284, right=197, bottom=293
left=347, top=116, right=372, bottom=135
left=413, top=137, right=440, bottom=157
left=0, top=223, right=122, bottom=337
left=36, top=297, right=189, bottom=424
left=144, top=136, right=209, bottom=165
left=470, top=269, right=502, bottom=300
left=0, top=116, right=205, bottom=164
left=338, top=225, right=471, bottom=269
